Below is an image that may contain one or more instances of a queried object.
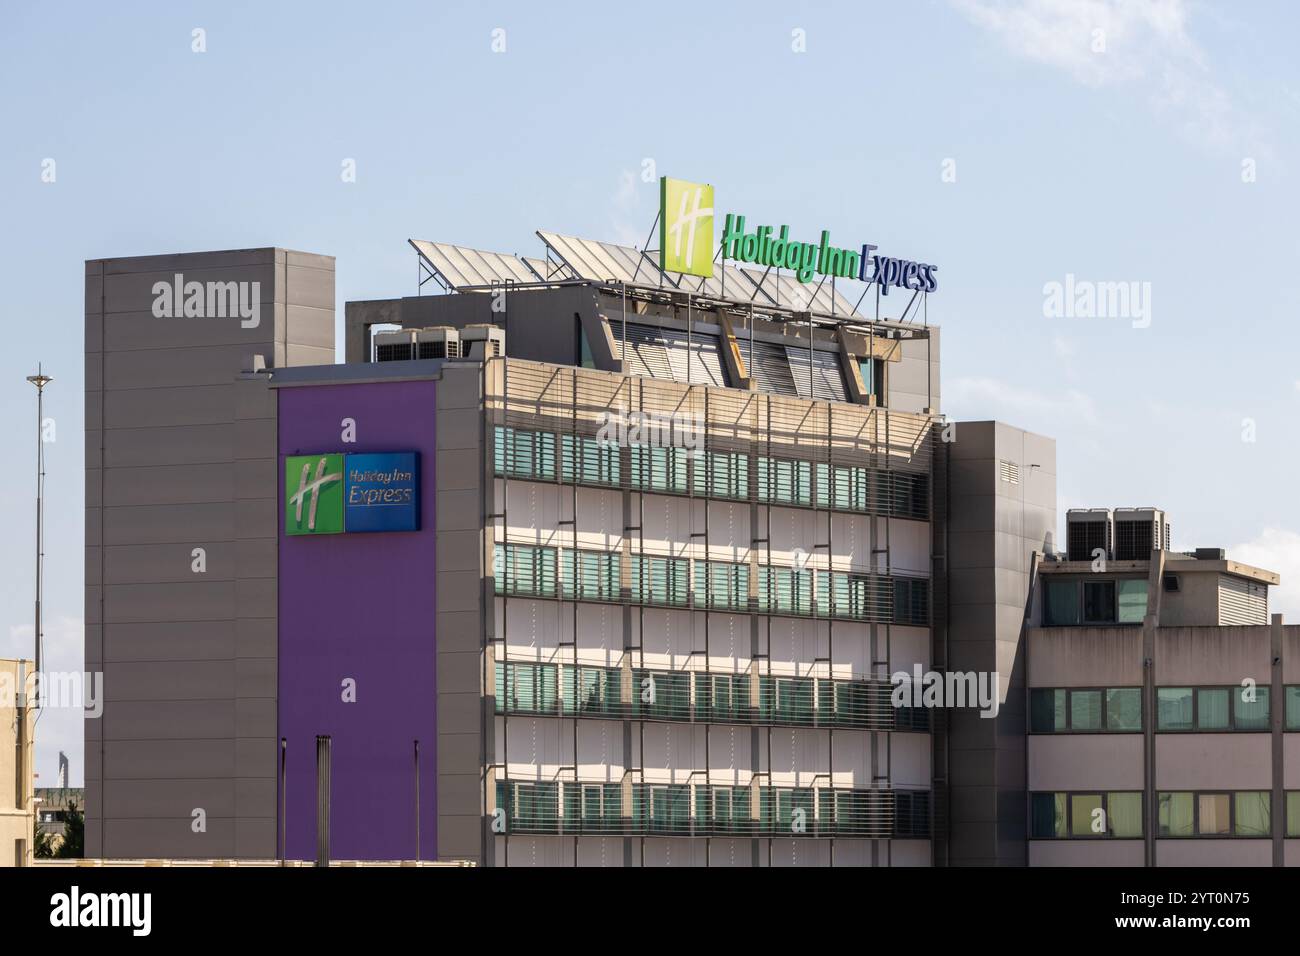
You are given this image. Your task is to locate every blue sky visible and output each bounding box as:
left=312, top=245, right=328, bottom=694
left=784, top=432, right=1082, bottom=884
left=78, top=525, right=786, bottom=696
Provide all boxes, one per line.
left=2, top=0, right=1298, bottom=785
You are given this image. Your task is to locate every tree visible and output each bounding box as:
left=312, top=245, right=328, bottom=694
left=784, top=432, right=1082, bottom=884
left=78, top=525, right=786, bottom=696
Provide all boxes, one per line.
left=33, top=818, right=55, bottom=858
left=54, top=799, right=84, bottom=859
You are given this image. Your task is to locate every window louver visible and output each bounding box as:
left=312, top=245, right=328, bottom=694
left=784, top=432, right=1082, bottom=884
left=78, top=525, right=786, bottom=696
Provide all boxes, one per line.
left=618, top=323, right=726, bottom=387
left=745, top=341, right=799, bottom=397
left=785, top=346, right=848, bottom=403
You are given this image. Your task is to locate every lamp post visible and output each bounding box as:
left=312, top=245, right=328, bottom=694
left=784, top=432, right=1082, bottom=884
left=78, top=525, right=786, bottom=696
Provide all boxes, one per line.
left=26, top=366, right=51, bottom=707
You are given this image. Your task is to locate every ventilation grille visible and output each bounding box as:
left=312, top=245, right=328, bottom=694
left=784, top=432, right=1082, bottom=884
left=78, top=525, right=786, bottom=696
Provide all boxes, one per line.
left=1067, top=521, right=1109, bottom=562
left=1114, top=520, right=1155, bottom=561
left=1219, top=575, right=1267, bottom=625
left=376, top=342, right=414, bottom=362
left=998, top=459, right=1020, bottom=484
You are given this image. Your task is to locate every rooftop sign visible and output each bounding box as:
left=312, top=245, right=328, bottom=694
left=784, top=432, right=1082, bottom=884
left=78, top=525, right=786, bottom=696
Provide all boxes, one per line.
left=660, top=176, right=938, bottom=295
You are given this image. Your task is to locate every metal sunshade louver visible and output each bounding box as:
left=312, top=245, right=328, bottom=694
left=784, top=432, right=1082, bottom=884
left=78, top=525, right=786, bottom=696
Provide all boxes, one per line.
left=745, top=340, right=799, bottom=397
left=619, top=323, right=727, bottom=387
left=786, top=345, right=848, bottom=402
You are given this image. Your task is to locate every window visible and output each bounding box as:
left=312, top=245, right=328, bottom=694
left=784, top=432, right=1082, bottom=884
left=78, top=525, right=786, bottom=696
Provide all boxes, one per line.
left=1083, top=580, right=1116, bottom=623
left=1158, top=792, right=1194, bottom=837
left=1288, top=792, right=1300, bottom=838
left=1070, top=690, right=1103, bottom=731
left=1030, top=689, right=1067, bottom=732
left=494, top=544, right=557, bottom=597
left=560, top=434, right=619, bottom=487
left=694, top=560, right=749, bottom=611
left=859, top=357, right=885, bottom=406
left=494, top=426, right=557, bottom=481
left=629, top=444, right=688, bottom=493
left=1031, top=792, right=1143, bottom=839
left=1234, top=687, right=1270, bottom=730
left=1198, top=793, right=1230, bottom=836
left=1157, top=688, right=1194, bottom=731
left=756, top=457, right=812, bottom=506
left=1197, top=688, right=1230, bottom=730
left=1107, top=792, right=1143, bottom=838
left=1070, top=793, right=1103, bottom=836
left=692, top=451, right=749, bottom=501
left=1044, top=580, right=1080, bottom=626
left=1116, top=579, right=1149, bottom=623
left=1106, top=688, right=1142, bottom=731
left=893, top=577, right=930, bottom=626
left=560, top=549, right=620, bottom=602
left=1288, top=687, right=1300, bottom=731
left=1031, top=792, right=1067, bottom=838
left=1029, top=687, right=1141, bottom=732
left=1158, top=791, right=1271, bottom=838
left=631, top=555, right=689, bottom=606
left=1157, top=686, right=1270, bottom=731
left=1234, top=791, right=1270, bottom=837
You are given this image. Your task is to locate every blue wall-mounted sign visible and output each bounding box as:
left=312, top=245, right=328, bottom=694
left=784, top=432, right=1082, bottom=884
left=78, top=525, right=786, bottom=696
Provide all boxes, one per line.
left=342, top=452, right=420, bottom=533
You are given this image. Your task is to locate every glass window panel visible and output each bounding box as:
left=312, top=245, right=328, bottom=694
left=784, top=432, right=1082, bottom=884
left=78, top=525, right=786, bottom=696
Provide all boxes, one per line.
left=1030, top=688, right=1063, bottom=732
left=1234, top=686, right=1270, bottom=731
left=1045, top=581, right=1080, bottom=626
left=1157, top=688, right=1194, bottom=731
left=1083, top=580, right=1116, bottom=623
left=1198, top=793, right=1230, bottom=836
left=1288, top=792, right=1300, bottom=838
left=1107, top=792, right=1143, bottom=837
left=1070, top=690, right=1103, bottom=731
left=1070, top=793, right=1104, bottom=836
left=1287, top=688, right=1300, bottom=731
left=1158, top=792, right=1194, bottom=837
left=1197, top=688, right=1230, bottom=730
left=1234, top=791, right=1270, bottom=837
left=1116, top=579, right=1148, bottom=623
left=1030, top=793, right=1062, bottom=838
left=1105, top=688, right=1142, bottom=731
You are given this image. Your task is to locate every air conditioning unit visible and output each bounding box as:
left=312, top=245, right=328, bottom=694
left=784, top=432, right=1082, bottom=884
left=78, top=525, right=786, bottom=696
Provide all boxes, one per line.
left=457, top=324, right=505, bottom=360
left=416, top=326, right=460, bottom=360
left=374, top=329, right=417, bottom=362
left=1066, top=508, right=1112, bottom=562
left=1113, top=507, right=1170, bottom=560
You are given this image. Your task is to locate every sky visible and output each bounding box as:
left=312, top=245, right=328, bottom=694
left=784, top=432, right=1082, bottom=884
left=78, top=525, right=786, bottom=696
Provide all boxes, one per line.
left=1, top=0, right=1298, bottom=786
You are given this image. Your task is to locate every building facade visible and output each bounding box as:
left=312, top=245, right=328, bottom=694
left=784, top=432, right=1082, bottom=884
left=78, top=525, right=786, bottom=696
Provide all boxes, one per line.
left=1, top=659, right=35, bottom=867
left=81, top=230, right=1282, bottom=866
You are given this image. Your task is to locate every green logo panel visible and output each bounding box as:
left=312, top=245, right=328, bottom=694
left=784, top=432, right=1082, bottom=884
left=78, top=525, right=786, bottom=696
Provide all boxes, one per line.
left=660, top=176, right=715, bottom=278
left=285, top=454, right=345, bottom=535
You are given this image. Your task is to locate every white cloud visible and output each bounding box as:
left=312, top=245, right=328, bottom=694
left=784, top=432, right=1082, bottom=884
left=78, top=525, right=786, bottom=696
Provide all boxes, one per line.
left=1229, top=527, right=1299, bottom=623
left=952, top=0, right=1265, bottom=154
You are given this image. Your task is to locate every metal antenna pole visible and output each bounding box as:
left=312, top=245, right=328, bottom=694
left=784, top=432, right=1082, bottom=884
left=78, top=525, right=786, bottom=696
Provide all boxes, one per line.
left=26, top=366, right=52, bottom=708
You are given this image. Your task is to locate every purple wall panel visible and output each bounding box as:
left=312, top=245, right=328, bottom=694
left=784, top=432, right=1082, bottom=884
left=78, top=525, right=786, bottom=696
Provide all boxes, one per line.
left=278, top=380, right=438, bottom=860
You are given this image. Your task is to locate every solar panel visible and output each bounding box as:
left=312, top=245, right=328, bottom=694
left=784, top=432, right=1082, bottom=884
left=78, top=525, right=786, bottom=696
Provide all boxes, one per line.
left=409, top=239, right=537, bottom=290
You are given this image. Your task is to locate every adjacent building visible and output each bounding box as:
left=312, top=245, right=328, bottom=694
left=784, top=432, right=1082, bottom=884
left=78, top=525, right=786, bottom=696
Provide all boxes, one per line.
left=1, top=658, right=35, bottom=866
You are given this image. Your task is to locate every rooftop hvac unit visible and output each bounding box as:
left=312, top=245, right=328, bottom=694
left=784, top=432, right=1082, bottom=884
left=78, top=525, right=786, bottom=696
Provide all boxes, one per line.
left=374, top=329, right=417, bottom=362
left=1113, top=507, right=1170, bottom=560
left=416, top=326, right=460, bottom=360
left=457, top=324, right=505, bottom=360
left=1066, top=508, right=1112, bottom=562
